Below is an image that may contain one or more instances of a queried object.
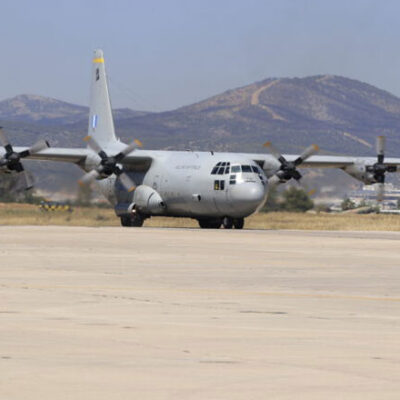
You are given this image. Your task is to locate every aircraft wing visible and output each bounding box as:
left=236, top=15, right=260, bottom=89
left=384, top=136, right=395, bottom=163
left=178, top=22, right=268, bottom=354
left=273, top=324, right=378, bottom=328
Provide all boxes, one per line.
left=285, top=155, right=400, bottom=168
left=2, top=147, right=153, bottom=170
left=12, top=147, right=90, bottom=164
left=250, top=154, right=400, bottom=169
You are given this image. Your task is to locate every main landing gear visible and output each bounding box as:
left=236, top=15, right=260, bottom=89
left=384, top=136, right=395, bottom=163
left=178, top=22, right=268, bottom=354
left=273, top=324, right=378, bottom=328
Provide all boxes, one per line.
left=197, top=217, right=244, bottom=229
left=120, top=212, right=144, bottom=227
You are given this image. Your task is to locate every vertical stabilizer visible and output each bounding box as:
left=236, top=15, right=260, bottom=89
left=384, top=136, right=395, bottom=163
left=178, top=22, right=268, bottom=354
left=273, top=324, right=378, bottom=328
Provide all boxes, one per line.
left=88, top=49, right=117, bottom=146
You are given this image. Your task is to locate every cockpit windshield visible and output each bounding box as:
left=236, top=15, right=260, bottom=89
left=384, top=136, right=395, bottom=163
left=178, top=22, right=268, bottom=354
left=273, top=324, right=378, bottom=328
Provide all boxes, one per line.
left=211, top=162, right=231, bottom=175
left=231, top=165, right=241, bottom=173
left=211, top=162, right=264, bottom=183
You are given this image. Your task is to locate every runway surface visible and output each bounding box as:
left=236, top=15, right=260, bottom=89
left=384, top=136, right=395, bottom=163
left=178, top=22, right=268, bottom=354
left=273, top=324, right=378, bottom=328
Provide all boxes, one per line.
left=1, top=226, right=400, bottom=399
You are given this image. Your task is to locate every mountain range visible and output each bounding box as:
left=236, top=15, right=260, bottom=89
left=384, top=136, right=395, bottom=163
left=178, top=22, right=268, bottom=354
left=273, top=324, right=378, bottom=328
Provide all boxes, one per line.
left=1, top=75, right=400, bottom=196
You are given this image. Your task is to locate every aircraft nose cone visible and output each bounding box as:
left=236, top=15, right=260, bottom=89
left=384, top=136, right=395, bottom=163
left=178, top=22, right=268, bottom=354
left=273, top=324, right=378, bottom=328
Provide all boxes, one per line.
left=230, top=182, right=267, bottom=216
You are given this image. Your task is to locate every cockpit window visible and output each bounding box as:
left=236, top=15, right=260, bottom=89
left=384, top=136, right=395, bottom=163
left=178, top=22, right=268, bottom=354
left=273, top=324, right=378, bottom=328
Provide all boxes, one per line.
left=211, top=162, right=231, bottom=175
left=231, top=165, right=241, bottom=173
left=241, top=165, right=252, bottom=173
left=251, top=166, right=259, bottom=173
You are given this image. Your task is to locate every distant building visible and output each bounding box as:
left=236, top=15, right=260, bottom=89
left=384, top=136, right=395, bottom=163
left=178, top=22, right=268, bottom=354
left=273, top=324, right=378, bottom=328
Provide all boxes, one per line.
left=347, top=184, right=400, bottom=209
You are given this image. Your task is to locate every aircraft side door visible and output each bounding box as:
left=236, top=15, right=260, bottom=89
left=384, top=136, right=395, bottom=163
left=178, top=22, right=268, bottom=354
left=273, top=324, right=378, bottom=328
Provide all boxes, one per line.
left=212, top=177, right=229, bottom=213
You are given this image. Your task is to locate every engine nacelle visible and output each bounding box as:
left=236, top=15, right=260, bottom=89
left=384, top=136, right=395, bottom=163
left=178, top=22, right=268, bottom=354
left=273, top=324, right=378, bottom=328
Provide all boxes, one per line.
left=133, top=185, right=165, bottom=214
left=83, top=152, right=101, bottom=172
left=343, top=161, right=376, bottom=184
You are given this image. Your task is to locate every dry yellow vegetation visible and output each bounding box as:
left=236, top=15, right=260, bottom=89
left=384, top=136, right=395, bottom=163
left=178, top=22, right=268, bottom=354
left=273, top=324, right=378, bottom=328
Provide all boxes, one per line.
left=0, top=202, right=400, bottom=230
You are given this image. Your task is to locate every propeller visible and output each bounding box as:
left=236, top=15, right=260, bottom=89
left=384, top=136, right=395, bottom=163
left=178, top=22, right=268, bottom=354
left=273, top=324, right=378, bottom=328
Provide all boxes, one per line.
left=366, top=136, right=397, bottom=202
left=263, top=141, right=319, bottom=185
left=0, top=126, right=49, bottom=190
left=78, top=135, right=142, bottom=192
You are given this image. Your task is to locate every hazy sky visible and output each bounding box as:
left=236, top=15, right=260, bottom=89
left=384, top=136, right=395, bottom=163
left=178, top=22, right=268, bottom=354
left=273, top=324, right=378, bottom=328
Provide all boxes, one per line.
left=1, top=0, right=400, bottom=111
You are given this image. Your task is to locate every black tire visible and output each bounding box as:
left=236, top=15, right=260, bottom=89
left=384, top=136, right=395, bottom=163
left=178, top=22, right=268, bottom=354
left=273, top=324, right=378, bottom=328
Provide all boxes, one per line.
left=198, top=218, right=222, bottom=229
left=233, top=218, right=244, bottom=229
left=131, top=213, right=144, bottom=227
left=198, top=219, right=209, bottom=229
left=120, top=216, right=132, bottom=227
left=120, top=213, right=144, bottom=227
left=222, top=217, right=233, bottom=229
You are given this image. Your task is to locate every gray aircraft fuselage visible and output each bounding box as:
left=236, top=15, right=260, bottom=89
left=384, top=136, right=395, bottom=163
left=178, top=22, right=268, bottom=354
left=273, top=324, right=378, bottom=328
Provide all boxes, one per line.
left=96, top=149, right=269, bottom=219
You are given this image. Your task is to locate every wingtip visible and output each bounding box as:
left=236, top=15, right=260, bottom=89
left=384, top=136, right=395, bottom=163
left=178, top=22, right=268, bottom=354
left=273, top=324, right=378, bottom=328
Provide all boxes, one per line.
left=263, top=141, right=271, bottom=147
left=134, top=139, right=143, bottom=148
left=83, top=135, right=92, bottom=142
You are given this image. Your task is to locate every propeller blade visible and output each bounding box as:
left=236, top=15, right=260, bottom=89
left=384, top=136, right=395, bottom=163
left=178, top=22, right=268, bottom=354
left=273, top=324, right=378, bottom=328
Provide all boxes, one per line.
left=28, top=139, right=49, bottom=155
left=308, top=189, right=317, bottom=197
left=114, top=139, right=142, bottom=162
left=263, top=141, right=287, bottom=164
left=294, top=144, right=319, bottom=166
left=268, top=175, right=281, bottom=185
left=292, top=169, right=302, bottom=181
left=118, top=172, right=136, bottom=192
left=83, top=135, right=108, bottom=160
left=78, top=169, right=100, bottom=186
left=19, top=140, right=49, bottom=158
left=376, top=182, right=385, bottom=203
left=21, top=170, right=34, bottom=190
left=376, top=136, right=385, bottom=164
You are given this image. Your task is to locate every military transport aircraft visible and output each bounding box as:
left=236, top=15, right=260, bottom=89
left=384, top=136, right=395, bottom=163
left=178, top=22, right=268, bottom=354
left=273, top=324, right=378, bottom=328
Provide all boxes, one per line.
left=0, top=49, right=399, bottom=228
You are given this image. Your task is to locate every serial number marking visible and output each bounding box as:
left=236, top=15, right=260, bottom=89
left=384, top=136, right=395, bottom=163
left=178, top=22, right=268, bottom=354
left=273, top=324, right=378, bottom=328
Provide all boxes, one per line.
left=175, top=165, right=201, bottom=170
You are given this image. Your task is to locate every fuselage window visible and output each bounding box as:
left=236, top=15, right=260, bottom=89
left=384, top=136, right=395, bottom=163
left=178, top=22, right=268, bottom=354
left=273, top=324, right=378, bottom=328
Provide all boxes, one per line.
left=242, top=165, right=252, bottom=173
left=214, top=179, right=225, bottom=190
left=251, top=166, right=258, bottom=173
left=229, top=174, right=236, bottom=185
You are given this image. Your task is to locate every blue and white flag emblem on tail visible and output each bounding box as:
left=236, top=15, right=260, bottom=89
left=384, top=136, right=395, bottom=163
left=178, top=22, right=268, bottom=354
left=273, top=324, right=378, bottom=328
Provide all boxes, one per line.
left=87, top=49, right=117, bottom=145
left=91, top=114, right=98, bottom=130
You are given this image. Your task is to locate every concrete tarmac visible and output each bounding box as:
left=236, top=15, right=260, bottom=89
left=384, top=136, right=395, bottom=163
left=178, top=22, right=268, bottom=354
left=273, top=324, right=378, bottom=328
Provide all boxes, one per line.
left=1, top=226, right=400, bottom=399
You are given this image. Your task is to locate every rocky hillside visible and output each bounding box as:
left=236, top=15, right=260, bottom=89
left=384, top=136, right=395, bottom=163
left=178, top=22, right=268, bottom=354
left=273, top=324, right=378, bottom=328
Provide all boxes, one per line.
left=0, top=94, right=149, bottom=125
left=1, top=75, right=400, bottom=194
left=115, top=75, right=400, bottom=156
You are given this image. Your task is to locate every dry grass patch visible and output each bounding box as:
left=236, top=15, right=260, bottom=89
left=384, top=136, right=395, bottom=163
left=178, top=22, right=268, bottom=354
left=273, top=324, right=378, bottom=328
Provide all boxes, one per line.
left=246, top=212, right=400, bottom=231
left=0, top=203, right=400, bottom=230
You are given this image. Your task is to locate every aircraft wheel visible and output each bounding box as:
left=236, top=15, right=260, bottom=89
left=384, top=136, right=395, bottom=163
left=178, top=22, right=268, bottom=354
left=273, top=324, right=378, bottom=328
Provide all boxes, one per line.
left=120, top=213, right=144, bottom=227
left=131, top=213, right=144, bottom=227
left=233, top=218, right=244, bottom=229
left=198, top=218, right=222, bottom=229
left=120, top=216, right=132, bottom=227
left=222, top=217, right=233, bottom=229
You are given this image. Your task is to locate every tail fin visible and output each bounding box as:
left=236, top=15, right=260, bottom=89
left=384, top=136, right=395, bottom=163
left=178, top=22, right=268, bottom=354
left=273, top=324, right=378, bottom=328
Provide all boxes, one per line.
left=88, top=49, right=118, bottom=146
